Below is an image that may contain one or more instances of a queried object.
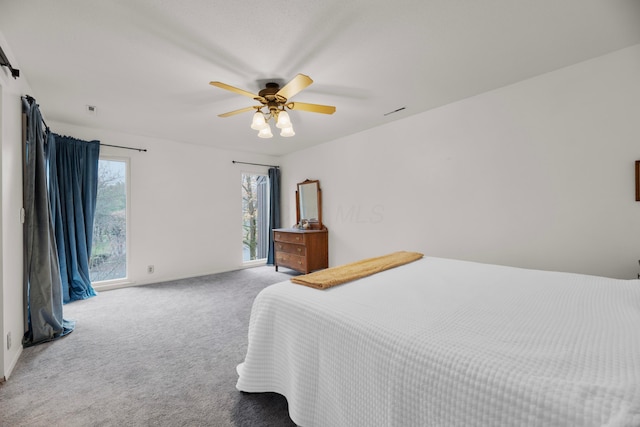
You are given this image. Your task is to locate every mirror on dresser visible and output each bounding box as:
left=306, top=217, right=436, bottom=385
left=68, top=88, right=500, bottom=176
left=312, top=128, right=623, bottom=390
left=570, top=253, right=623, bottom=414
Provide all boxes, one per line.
left=296, top=179, right=322, bottom=230
left=273, top=179, right=328, bottom=274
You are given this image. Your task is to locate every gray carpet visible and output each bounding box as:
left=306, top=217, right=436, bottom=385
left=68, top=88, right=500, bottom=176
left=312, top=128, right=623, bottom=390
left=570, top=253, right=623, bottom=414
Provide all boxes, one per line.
left=0, top=266, right=299, bottom=427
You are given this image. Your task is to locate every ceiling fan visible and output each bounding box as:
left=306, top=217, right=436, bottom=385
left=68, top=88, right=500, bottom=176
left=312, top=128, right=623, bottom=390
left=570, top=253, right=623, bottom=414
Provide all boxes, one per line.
left=209, top=74, right=336, bottom=138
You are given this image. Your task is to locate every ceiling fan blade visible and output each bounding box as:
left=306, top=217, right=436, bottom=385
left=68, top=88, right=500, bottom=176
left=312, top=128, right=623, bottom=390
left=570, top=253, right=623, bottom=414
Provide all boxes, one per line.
left=276, top=74, right=313, bottom=101
left=288, top=102, right=336, bottom=115
left=210, top=81, right=259, bottom=99
left=218, top=106, right=257, bottom=118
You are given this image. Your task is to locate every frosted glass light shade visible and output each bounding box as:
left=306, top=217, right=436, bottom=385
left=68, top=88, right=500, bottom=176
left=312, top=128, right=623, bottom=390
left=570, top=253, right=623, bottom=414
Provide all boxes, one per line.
left=280, top=126, right=295, bottom=137
left=250, top=112, right=268, bottom=130
left=276, top=110, right=292, bottom=129
left=257, top=124, right=273, bottom=138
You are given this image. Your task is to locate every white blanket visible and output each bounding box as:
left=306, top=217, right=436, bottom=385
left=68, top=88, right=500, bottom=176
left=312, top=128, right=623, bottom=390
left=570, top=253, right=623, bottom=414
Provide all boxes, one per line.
left=237, top=257, right=640, bottom=426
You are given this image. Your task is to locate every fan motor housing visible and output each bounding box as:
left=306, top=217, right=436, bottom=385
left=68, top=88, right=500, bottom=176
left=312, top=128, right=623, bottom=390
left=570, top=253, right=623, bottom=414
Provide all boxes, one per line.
left=259, top=83, right=282, bottom=99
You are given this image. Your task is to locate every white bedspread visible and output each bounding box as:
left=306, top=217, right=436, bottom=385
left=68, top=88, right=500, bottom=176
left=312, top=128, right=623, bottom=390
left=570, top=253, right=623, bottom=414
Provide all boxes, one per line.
left=236, top=257, right=640, bottom=426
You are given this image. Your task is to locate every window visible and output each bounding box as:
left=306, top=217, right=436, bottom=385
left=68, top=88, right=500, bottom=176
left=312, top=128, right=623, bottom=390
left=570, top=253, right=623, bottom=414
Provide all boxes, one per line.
left=90, top=158, right=128, bottom=282
left=242, top=173, right=269, bottom=262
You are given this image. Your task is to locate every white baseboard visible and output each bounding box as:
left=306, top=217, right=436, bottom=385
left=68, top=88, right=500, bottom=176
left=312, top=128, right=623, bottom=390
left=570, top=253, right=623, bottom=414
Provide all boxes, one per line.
left=93, top=262, right=269, bottom=292
left=4, top=345, right=23, bottom=381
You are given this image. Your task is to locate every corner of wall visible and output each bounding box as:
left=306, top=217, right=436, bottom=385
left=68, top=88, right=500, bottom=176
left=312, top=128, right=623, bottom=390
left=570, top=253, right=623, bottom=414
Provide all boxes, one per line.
left=0, top=30, right=31, bottom=381
left=0, top=57, right=5, bottom=382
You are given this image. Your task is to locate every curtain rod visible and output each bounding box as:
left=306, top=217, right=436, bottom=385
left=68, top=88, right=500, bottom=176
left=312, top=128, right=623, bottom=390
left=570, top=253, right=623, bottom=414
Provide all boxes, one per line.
left=23, top=96, right=147, bottom=152
left=232, top=160, right=279, bottom=168
left=101, top=143, right=147, bottom=152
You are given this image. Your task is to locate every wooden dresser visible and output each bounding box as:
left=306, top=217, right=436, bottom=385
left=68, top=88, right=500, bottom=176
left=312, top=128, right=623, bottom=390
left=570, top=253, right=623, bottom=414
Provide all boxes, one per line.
left=273, top=228, right=328, bottom=274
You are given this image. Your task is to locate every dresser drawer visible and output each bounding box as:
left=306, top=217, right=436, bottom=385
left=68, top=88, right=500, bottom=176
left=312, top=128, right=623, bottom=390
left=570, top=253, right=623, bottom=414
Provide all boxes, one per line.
left=273, top=228, right=327, bottom=274
left=275, top=242, right=306, bottom=256
left=276, top=252, right=306, bottom=270
left=274, top=231, right=306, bottom=244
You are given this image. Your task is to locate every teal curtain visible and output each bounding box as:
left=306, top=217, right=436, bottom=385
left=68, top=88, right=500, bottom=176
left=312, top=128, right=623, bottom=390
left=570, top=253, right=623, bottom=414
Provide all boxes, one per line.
left=266, top=167, right=281, bottom=264
left=22, top=97, right=74, bottom=347
left=48, top=134, right=100, bottom=303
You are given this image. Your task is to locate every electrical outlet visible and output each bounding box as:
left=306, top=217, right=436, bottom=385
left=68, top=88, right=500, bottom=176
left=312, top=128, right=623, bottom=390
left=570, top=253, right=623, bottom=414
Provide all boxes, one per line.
left=147, top=265, right=154, bottom=274
left=7, top=332, right=11, bottom=350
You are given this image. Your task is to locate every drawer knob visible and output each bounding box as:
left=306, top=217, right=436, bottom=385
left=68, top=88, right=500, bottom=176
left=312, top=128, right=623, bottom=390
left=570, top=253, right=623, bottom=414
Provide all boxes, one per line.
left=297, top=248, right=301, bottom=252
left=295, top=237, right=300, bottom=241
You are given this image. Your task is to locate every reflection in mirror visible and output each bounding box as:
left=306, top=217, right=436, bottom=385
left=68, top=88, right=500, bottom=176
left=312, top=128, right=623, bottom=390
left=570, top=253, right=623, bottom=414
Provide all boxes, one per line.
left=299, top=181, right=318, bottom=221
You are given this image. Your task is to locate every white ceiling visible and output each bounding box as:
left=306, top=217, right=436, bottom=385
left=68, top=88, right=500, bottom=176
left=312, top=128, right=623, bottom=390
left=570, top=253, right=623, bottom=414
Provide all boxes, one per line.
left=2, top=0, right=640, bottom=156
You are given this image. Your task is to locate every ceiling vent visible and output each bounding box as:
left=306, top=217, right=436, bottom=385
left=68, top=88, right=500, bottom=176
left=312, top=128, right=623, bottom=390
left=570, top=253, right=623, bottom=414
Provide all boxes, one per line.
left=383, top=107, right=406, bottom=116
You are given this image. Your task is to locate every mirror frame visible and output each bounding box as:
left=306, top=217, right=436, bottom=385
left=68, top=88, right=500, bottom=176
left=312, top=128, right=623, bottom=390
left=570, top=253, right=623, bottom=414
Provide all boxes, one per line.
left=296, top=179, right=323, bottom=230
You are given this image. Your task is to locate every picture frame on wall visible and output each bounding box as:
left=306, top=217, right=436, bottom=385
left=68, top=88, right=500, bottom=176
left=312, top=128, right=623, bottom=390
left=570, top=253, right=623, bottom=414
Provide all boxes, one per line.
left=636, top=161, right=640, bottom=201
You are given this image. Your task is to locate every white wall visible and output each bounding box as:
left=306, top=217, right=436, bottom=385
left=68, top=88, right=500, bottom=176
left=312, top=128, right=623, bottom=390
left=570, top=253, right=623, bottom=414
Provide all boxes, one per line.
left=0, top=31, right=31, bottom=379
left=0, top=62, right=4, bottom=381
left=282, top=44, right=640, bottom=279
left=49, top=122, right=279, bottom=288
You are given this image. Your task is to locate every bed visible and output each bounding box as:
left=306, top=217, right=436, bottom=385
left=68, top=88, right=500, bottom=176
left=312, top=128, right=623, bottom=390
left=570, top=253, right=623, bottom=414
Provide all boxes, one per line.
left=236, top=256, right=640, bottom=426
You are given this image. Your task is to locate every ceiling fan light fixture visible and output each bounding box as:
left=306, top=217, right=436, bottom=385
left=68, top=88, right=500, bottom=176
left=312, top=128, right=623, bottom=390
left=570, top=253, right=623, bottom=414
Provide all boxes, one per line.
left=212, top=74, right=335, bottom=139
left=280, top=125, right=295, bottom=137
left=275, top=110, right=292, bottom=129
left=250, top=111, right=268, bottom=130
left=257, top=124, right=273, bottom=138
